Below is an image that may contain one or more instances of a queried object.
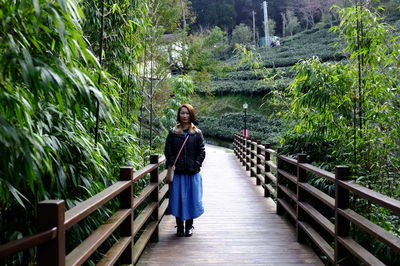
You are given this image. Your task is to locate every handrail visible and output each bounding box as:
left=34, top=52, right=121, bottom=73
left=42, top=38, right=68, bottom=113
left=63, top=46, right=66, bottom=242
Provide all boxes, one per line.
left=338, top=180, right=400, bottom=214
left=65, top=181, right=131, bottom=229
left=0, top=228, right=57, bottom=259
left=299, top=162, right=335, bottom=182
left=133, top=163, right=158, bottom=182
left=0, top=154, right=170, bottom=265
left=233, top=134, right=400, bottom=265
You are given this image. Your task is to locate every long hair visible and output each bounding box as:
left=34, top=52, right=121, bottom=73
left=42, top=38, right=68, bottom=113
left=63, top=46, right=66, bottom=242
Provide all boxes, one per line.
left=176, top=104, right=196, bottom=123
left=173, top=104, right=199, bottom=134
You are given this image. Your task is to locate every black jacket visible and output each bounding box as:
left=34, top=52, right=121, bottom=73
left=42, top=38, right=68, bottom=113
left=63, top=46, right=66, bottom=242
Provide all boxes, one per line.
left=164, top=126, right=206, bottom=175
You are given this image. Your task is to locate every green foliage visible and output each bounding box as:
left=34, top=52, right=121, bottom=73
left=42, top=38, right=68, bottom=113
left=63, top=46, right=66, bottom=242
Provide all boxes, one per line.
left=177, top=28, right=229, bottom=90
left=192, top=3, right=400, bottom=264
left=186, top=35, right=217, bottom=72
left=192, top=95, right=271, bottom=118
left=204, top=26, right=227, bottom=47
left=200, top=44, right=295, bottom=96
left=82, top=0, right=150, bottom=116
left=0, top=1, right=126, bottom=263
left=233, top=44, right=261, bottom=70
left=282, top=9, right=301, bottom=37
left=224, top=26, right=344, bottom=72
left=285, top=58, right=353, bottom=139
left=197, top=78, right=291, bottom=96
left=231, top=23, right=253, bottom=47
left=197, top=16, right=344, bottom=100
left=0, top=0, right=177, bottom=264
left=268, top=18, right=276, bottom=36
left=156, top=0, right=191, bottom=32
left=330, top=5, right=400, bottom=182
left=281, top=5, right=400, bottom=188
left=197, top=112, right=282, bottom=145
left=0, top=0, right=114, bottom=206
left=161, top=74, right=195, bottom=131
left=261, top=27, right=344, bottom=68
left=215, top=70, right=263, bottom=81
left=277, top=6, right=400, bottom=263
left=191, top=0, right=236, bottom=32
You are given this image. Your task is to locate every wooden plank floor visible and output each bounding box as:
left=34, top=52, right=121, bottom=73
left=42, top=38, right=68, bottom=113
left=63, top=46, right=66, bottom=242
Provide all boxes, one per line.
left=136, top=144, right=323, bottom=265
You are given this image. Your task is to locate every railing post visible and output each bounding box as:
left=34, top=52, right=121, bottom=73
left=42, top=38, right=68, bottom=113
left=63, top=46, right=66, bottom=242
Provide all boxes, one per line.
left=246, top=138, right=250, bottom=171
left=238, top=135, right=241, bottom=158
left=241, top=135, right=246, bottom=166
left=150, top=154, right=160, bottom=242
left=234, top=135, right=239, bottom=158
left=263, top=143, right=271, bottom=197
left=132, top=175, right=137, bottom=261
left=256, top=141, right=261, bottom=185
left=233, top=135, right=236, bottom=156
left=119, top=167, right=133, bottom=264
left=37, top=200, right=65, bottom=266
left=250, top=140, right=255, bottom=177
left=335, top=166, right=350, bottom=264
left=237, top=135, right=242, bottom=163
left=276, top=148, right=285, bottom=215
left=296, top=154, right=307, bottom=243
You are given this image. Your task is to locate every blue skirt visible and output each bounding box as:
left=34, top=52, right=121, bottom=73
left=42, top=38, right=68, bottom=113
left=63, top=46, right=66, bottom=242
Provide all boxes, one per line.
left=168, top=172, right=204, bottom=220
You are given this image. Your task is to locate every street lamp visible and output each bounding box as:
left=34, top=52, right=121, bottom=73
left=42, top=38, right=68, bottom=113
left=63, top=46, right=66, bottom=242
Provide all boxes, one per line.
left=243, top=103, right=248, bottom=138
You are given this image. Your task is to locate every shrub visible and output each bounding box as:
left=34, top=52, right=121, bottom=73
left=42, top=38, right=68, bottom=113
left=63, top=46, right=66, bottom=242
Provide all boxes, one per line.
left=197, top=113, right=283, bottom=145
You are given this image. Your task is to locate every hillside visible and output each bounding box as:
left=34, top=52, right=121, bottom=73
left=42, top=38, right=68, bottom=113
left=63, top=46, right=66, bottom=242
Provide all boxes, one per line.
left=194, top=23, right=345, bottom=146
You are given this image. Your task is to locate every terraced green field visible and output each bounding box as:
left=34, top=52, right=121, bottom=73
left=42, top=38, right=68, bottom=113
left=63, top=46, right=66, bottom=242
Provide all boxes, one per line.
left=195, top=23, right=345, bottom=143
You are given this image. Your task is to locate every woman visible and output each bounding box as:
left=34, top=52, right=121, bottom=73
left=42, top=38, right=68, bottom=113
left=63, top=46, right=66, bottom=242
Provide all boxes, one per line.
left=164, top=104, right=206, bottom=237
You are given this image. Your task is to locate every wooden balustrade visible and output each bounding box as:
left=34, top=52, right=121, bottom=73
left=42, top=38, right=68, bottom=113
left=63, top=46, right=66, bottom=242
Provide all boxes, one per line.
left=0, top=155, right=169, bottom=265
left=234, top=134, right=400, bottom=265
left=234, top=134, right=278, bottom=201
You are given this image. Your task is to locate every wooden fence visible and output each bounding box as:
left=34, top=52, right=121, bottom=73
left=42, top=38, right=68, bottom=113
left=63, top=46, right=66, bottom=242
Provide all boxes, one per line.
left=233, top=134, right=400, bottom=265
left=0, top=154, right=169, bottom=265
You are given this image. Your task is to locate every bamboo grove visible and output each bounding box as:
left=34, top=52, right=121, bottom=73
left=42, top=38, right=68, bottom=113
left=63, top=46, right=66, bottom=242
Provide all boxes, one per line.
left=0, top=0, right=194, bottom=264
left=1, top=0, right=400, bottom=264
left=279, top=4, right=400, bottom=260
left=230, top=2, right=400, bottom=261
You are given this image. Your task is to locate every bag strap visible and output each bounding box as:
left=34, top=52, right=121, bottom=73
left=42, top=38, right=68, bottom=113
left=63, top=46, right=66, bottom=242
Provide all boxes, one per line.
left=172, top=135, right=190, bottom=167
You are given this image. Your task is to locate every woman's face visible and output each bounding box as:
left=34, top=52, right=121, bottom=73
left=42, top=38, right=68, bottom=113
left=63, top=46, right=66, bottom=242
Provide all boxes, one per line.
left=179, top=107, right=190, bottom=124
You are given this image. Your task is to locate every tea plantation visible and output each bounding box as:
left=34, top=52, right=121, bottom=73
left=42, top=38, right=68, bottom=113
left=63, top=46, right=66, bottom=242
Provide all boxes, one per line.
left=195, top=23, right=345, bottom=146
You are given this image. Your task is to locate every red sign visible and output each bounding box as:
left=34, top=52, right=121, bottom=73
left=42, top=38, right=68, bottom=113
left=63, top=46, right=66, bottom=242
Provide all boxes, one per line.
left=243, top=129, right=249, bottom=138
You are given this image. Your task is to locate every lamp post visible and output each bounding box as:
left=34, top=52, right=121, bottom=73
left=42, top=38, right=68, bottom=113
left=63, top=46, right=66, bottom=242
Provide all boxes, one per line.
left=243, top=103, right=248, bottom=138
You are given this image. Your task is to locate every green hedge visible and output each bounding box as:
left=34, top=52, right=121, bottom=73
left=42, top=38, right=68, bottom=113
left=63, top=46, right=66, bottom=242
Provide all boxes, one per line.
left=197, top=78, right=291, bottom=96
left=197, top=112, right=283, bottom=145
left=202, top=26, right=345, bottom=96
left=224, top=26, right=345, bottom=71
left=214, top=70, right=263, bottom=81
left=214, top=66, right=295, bottom=81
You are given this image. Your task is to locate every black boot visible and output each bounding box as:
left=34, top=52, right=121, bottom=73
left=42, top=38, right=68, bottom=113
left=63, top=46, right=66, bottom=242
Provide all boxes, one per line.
left=185, top=219, right=194, bottom=237
left=176, top=217, right=184, bottom=237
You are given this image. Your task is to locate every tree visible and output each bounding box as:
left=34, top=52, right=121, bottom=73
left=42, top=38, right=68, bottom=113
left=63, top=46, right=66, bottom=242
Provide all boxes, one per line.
left=280, top=7, right=400, bottom=262
left=281, top=11, right=287, bottom=37
left=0, top=0, right=191, bottom=263
left=205, top=26, right=228, bottom=46
left=231, top=23, right=253, bottom=46
left=283, top=4, right=400, bottom=198
left=0, top=0, right=144, bottom=263
left=234, top=0, right=254, bottom=26
left=191, top=0, right=237, bottom=32
left=268, top=18, right=276, bottom=36
left=282, top=9, right=300, bottom=36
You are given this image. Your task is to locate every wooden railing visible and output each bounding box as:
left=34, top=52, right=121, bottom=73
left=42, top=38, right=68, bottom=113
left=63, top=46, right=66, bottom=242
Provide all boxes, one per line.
left=233, top=134, right=400, bottom=265
left=0, top=154, right=169, bottom=265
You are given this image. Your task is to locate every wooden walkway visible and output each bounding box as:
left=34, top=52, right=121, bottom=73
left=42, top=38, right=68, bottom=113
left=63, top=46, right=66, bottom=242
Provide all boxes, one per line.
left=136, top=144, right=323, bottom=265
